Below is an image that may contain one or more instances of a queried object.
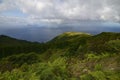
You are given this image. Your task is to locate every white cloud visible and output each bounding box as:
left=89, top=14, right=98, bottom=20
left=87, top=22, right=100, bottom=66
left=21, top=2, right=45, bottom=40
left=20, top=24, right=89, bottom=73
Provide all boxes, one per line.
left=0, top=0, right=15, bottom=11
left=0, top=0, right=120, bottom=26
left=0, top=16, right=30, bottom=27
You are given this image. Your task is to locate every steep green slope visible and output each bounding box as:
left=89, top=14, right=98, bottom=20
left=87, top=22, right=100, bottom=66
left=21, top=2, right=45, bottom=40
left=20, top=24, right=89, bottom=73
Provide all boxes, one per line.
left=43, top=32, right=120, bottom=60
left=40, top=32, right=92, bottom=59
left=46, top=32, right=120, bottom=57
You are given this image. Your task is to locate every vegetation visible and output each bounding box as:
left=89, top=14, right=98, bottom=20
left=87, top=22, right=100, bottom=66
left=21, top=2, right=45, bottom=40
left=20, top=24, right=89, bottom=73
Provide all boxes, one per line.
left=0, top=32, right=120, bottom=80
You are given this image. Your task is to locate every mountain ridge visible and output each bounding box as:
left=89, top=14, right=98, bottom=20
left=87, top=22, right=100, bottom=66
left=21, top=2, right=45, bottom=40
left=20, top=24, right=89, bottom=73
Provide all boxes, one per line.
left=0, top=31, right=120, bottom=58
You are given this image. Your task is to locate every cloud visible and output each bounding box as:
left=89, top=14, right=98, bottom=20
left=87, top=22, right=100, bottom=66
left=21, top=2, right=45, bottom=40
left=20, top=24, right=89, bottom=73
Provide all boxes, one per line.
left=0, top=16, right=30, bottom=27
left=0, top=0, right=120, bottom=27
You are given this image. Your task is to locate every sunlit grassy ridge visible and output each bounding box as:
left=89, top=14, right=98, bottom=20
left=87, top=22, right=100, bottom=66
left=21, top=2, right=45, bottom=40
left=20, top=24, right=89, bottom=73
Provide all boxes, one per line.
left=51, top=32, right=91, bottom=41
left=0, top=32, right=120, bottom=80
left=57, top=32, right=91, bottom=38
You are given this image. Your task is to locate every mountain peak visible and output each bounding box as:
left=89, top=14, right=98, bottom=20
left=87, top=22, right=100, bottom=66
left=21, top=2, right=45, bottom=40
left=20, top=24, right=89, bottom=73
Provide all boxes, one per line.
left=55, top=32, right=91, bottom=39
left=49, top=32, right=91, bottom=43
left=62, top=32, right=90, bottom=36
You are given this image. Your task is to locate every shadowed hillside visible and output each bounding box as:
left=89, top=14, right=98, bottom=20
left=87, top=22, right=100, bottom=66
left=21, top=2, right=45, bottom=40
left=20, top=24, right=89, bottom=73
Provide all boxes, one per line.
left=0, top=35, right=46, bottom=58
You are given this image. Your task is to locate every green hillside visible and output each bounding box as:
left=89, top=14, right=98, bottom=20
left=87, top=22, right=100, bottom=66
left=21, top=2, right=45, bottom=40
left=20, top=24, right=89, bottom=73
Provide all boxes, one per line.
left=0, top=35, right=32, bottom=46
left=0, top=32, right=120, bottom=80
left=86, top=32, right=120, bottom=53
left=0, top=35, right=46, bottom=58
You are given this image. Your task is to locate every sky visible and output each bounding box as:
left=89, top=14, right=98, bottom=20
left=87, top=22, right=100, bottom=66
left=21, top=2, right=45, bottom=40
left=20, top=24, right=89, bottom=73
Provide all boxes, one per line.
left=0, top=0, right=120, bottom=42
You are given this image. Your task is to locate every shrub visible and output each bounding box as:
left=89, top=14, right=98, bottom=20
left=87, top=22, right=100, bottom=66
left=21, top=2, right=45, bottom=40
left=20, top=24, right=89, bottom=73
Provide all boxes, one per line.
left=90, top=71, right=106, bottom=80
left=94, top=64, right=103, bottom=71
left=106, top=40, right=120, bottom=53
left=80, top=74, right=95, bottom=80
